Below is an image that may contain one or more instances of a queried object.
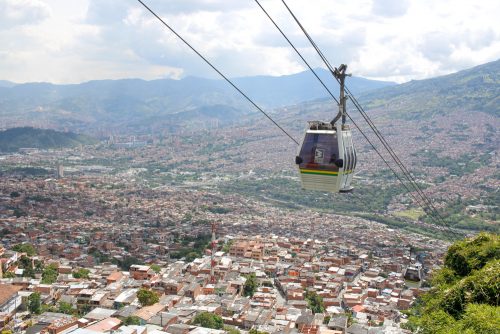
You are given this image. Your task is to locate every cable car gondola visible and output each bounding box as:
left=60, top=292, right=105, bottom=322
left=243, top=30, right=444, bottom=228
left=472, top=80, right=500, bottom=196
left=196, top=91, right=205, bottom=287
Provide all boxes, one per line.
left=295, top=64, right=357, bottom=193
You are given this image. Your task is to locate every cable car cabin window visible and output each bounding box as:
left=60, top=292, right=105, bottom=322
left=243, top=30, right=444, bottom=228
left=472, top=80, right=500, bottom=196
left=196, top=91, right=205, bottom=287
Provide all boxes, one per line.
left=298, top=132, right=340, bottom=171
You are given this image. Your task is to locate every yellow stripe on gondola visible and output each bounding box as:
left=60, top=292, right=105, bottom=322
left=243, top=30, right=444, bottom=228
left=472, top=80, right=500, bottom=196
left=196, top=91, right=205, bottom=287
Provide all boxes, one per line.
left=299, top=169, right=353, bottom=176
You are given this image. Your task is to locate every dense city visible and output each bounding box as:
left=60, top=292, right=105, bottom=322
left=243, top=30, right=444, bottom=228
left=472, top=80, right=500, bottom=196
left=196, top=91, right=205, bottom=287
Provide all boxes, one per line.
left=0, top=128, right=456, bottom=334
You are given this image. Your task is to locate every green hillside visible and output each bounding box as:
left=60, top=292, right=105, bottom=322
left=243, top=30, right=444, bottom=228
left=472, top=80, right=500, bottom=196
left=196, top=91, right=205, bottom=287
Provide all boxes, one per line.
left=359, top=59, right=500, bottom=119
left=404, top=233, right=499, bottom=333
left=0, top=127, right=97, bottom=152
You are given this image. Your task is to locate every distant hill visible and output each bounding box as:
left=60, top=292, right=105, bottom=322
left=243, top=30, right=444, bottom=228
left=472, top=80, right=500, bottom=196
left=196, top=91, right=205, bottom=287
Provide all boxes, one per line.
left=358, top=59, right=500, bottom=119
left=0, top=69, right=394, bottom=131
left=0, top=80, right=16, bottom=88
left=0, top=127, right=98, bottom=152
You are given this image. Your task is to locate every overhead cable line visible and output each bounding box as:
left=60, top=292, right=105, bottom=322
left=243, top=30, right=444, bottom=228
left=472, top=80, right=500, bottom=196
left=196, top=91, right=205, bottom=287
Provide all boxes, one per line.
left=136, top=0, right=299, bottom=145
left=254, top=0, right=339, bottom=105
left=279, top=0, right=461, bottom=237
left=279, top=0, right=458, bottom=235
left=266, top=0, right=460, bottom=236
left=253, top=0, right=433, bottom=219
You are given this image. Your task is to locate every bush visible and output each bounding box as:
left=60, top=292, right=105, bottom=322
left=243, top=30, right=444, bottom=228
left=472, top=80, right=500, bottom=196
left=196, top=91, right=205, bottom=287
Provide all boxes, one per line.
left=137, top=288, right=159, bottom=307
left=12, top=243, right=36, bottom=256
left=192, top=312, right=223, bottom=329
left=73, top=268, right=90, bottom=279
left=406, top=233, right=500, bottom=333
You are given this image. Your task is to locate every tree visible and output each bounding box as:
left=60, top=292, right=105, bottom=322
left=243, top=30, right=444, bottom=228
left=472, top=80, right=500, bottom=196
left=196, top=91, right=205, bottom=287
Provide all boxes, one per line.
left=13, top=207, right=26, bottom=218
left=248, top=329, right=268, bottom=334
left=185, top=252, right=199, bottom=262
left=3, top=271, right=16, bottom=278
left=137, top=288, right=159, bottom=307
left=41, top=263, right=58, bottom=284
left=123, top=316, right=142, bottom=325
left=12, top=243, right=36, bottom=256
left=73, top=268, right=90, bottom=279
left=10, top=191, right=20, bottom=198
left=28, top=292, right=42, bottom=315
left=150, top=264, right=161, bottom=273
left=222, top=240, right=233, bottom=253
left=243, top=273, right=258, bottom=297
left=405, top=233, right=500, bottom=333
left=192, top=311, right=224, bottom=329
left=58, top=302, right=75, bottom=315
left=224, top=326, right=240, bottom=334
left=305, top=291, right=325, bottom=314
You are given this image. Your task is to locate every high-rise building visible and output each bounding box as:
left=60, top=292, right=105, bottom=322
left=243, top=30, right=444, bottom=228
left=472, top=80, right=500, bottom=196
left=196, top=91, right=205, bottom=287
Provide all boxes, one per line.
left=56, top=163, right=64, bottom=179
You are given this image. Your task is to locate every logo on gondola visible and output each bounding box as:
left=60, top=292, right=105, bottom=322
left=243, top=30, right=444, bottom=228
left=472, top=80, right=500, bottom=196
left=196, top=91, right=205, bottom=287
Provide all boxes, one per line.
left=314, top=148, right=324, bottom=163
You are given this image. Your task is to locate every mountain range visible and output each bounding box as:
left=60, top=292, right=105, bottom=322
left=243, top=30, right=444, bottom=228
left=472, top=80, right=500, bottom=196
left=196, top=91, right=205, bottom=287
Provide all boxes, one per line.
left=0, top=60, right=498, bottom=133
left=0, top=68, right=393, bottom=131
left=358, top=59, right=500, bottom=119
left=0, top=127, right=97, bottom=152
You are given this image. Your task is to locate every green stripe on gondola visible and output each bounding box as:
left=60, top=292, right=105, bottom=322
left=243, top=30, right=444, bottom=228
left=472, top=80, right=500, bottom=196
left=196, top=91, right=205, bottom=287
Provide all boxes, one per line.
left=300, top=169, right=338, bottom=176
left=299, top=169, right=353, bottom=176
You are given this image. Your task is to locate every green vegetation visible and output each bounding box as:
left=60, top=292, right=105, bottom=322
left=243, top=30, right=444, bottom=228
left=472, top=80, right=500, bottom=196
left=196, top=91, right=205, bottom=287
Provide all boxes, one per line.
left=356, top=213, right=461, bottom=240
left=423, top=194, right=499, bottom=233
left=3, top=271, right=16, bottom=278
left=58, top=301, right=76, bottom=315
left=26, top=195, right=53, bottom=203
left=112, top=256, right=141, bottom=270
left=150, top=264, right=161, bottom=273
left=224, top=326, right=241, bottom=334
left=41, top=263, right=59, bottom=284
left=12, top=243, right=36, bottom=256
left=6, top=167, right=50, bottom=177
left=219, top=176, right=405, bottom=213
left=424, top=152, right=490, bottom=177
left=243, top=273, right=258, bottom=297
left=394, top=208, right=424, bottom=220
left=28, top=292, right=42, bottom=314
left=222, top=239, right=234, bottom=253
left=248, top=329, right=269, bottom=334
left=18, top=255, right=36, bottom=278
left=404, top=233, right=499, bottom=333
left=123, top=316, right=142, bottom=325
left=0, top=127, right=97, bottom=152
left=205, top=206, right=231, bottom=214
left=170, top=234, right=211, bottom=261
left=73, top=268, right=90, bottom=279
left=360, top=59, right=500, bottom=119
left=305, top=290, right=325, bottom=314
left=192, top=312, right=224, bottom=329
left=137, top=288, right=159, bottom=307
left=13, top=207, right=27, bottom=218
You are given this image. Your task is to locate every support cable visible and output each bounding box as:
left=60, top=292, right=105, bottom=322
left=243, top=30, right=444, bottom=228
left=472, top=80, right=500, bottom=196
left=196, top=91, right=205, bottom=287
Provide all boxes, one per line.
left=273, top=0, right=461, bottom=236
left=253, top=0, right=434, bottom=221
left=136, top=0, right=299, bottom=145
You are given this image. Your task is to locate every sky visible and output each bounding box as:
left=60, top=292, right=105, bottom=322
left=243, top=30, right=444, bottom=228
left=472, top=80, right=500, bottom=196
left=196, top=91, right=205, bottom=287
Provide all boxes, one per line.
left=0, top=0, right=499, bottom=84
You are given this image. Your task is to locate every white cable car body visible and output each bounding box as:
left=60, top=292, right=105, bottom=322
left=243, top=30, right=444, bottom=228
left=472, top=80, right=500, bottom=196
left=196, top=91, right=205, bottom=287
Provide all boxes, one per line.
left=296, top=121, right=356, bottom=193
left=295, top=64, right=357, bottom=193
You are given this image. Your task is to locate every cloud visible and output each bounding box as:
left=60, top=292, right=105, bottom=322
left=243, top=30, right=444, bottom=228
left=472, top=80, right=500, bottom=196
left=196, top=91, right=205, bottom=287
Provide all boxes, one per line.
left=462, top=29, right=496, bottom=51
left=371, top=0, right=410, bottom=18
left=0, top=0, right=50, bottom=29
left=419, top=32, right=456, bottom=62
left=0, top=0, right=499, bottom=84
